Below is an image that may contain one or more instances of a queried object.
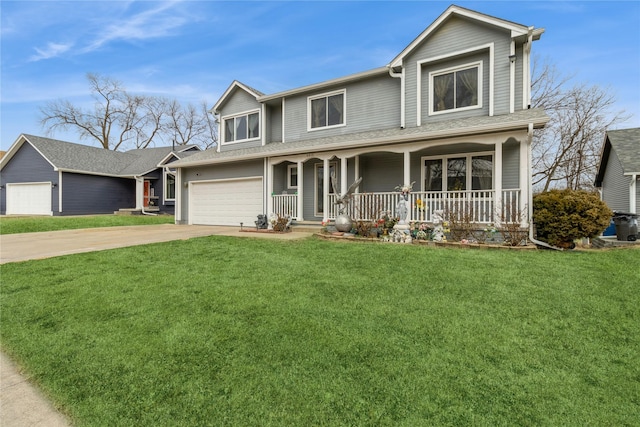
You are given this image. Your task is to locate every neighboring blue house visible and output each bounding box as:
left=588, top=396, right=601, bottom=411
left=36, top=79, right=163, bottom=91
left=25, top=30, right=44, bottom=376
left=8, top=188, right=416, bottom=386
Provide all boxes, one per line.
left=0, top=134, right=200, bottom=216
left=594, top=128, right=640, bottom=214
left=170, top=4, right=548, bottom=229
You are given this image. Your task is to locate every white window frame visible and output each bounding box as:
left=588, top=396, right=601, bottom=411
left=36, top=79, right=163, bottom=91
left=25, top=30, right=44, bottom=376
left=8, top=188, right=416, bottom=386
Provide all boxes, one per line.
left=307, top=89, right=346, bottom=132
left=428, top=61, right=483, bottom=116
left=163, top=168, right=176, bottom=202
left=287, top=164, right=298, bottom=189
left=221, top=109, right=261, bottom=145
left=421, top=151, right=494, bottom=192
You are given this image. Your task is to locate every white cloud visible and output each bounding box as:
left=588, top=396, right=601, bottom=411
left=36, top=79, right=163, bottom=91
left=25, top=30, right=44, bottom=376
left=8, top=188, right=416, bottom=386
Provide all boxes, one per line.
left=81, top=1, right=188, bottom=53
left=29, top=42, right=74, bottom=61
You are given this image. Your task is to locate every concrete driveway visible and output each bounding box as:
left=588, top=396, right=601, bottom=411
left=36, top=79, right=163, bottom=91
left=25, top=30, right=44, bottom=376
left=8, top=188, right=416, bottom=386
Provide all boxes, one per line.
left=0, top=224, right=313, bottom=264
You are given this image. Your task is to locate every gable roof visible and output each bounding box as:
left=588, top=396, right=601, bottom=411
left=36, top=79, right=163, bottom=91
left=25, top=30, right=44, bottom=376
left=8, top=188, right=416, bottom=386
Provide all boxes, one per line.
left=212, top=80, right=265, bottom=114
left=389, top=4, right=543, bottom=68
left=595, top=127, right=640, bottom=186
left=0, top=134, right=199, bottom=178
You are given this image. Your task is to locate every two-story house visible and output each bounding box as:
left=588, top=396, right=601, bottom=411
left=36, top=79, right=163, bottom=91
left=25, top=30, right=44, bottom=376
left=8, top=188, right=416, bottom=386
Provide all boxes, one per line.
left=172, top=5, right=548, bottom=230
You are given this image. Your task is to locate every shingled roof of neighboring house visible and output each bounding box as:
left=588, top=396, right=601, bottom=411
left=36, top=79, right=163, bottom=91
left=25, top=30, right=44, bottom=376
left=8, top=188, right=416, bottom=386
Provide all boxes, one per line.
left=595, top=127, right=640, bottom=187
left=0, top=134, right=200, bottom=177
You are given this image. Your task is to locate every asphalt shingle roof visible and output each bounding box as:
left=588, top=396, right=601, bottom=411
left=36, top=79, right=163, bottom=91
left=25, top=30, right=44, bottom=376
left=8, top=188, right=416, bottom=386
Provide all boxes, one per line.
left=607, top=128, right=640, bottom=173
left=12, top=135, right=197, bottom=177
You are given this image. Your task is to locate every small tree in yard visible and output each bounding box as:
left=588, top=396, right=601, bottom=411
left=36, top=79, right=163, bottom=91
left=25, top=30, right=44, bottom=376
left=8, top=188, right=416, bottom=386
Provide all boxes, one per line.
left=533, top=189, right=612, bottom=248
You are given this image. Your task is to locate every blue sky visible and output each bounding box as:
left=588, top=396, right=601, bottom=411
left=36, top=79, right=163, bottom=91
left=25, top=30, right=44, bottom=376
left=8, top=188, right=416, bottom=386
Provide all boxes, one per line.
left=1, top=1, right=639, bottom=151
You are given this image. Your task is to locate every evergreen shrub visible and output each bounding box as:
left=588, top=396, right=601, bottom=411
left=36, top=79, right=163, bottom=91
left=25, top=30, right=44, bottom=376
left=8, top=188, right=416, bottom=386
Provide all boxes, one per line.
left=532, top=189, right=612, bottom=247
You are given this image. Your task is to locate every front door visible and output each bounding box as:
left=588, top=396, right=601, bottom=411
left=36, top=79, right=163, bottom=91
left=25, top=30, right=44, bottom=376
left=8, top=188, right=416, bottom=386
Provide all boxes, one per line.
left=314, top=162, right=336, bottom=217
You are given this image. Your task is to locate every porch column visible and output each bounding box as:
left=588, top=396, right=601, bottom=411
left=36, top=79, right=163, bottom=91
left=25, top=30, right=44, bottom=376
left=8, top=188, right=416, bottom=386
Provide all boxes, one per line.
left=135, top=177, right=143, bottom=209
left=404, top=151, right=411, bottom=222
left=520, top=137, right=530, bottom=227
left=630, top=175, right=637, bottom=214
left=403, top=151, right=411, bottom=186
left=323, top=158, right=330, bottom=221
left=354, top=155, right=360, bottom=193
left=494, top=141, right=503, bottom=225
left=266, top=158, right=273, bottom=217
left=340, top=156, right=348, bottom=195
left=297, top=160, right=304, bottom=220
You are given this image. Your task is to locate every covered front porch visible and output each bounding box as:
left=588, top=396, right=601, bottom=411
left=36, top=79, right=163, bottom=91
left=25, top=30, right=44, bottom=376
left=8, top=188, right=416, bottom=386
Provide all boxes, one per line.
left=267, top=131, right=531, bottom=227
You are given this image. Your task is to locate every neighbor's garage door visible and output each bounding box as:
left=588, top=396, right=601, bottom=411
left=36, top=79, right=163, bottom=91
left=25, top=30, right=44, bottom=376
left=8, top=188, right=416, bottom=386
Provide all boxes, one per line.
left=189, top=177, right=263, bottom=226
left=6, top=182, right=52, bottom=215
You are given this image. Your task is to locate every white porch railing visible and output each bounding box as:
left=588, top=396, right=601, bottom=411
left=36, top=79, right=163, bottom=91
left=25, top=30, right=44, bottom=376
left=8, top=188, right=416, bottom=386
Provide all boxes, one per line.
left=328, top=189, right=522, bottom=224
left=272, top=194, right=298, bottom=219
left=272, top=189, right=522, bottom=224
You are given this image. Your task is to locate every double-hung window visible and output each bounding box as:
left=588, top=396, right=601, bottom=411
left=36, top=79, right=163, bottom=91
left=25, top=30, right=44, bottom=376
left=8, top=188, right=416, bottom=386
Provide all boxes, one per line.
left=223, top=110, right=260, bottom=144
left=430, top=62, right=481, bottom=114
left=308, top=90, right=345, bottom=130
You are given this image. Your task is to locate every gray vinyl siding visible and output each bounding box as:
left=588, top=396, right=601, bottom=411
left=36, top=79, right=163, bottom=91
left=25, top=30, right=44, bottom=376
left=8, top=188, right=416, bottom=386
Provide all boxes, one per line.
left=179, top=159, right=264, bottom=221
left=61, top=172, right=135, bottom=215
left=419, top=50, right=491, bottom=122
left=602, top=151, right=631, bottom=212
left=0, top=142, right=59, bottom=214
left=502, top=140, right=520, bottom=189
left=267, top=104, right=283, bottom=144
left=283, top=74, right=400, bottom=144
left=358, top=153, right=404, bottom=193
left=404, top=15, right=513, bottom=128
left=218, top=89, right=262, bottom=152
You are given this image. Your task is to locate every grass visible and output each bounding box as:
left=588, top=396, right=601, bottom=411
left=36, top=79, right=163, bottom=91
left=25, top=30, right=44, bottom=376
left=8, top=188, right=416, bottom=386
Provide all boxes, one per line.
left=1, top=237, right=639, bottom=426
left=0, top=214, right=174, bottom=234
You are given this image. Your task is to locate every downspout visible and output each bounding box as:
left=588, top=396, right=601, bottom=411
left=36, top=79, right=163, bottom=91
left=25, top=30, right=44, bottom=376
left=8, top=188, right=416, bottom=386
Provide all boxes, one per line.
left=388, top=65, right=405, bottom=129
left=135, top=175, right=157, bottom=216
left=526, top=123, right=562, bottom=250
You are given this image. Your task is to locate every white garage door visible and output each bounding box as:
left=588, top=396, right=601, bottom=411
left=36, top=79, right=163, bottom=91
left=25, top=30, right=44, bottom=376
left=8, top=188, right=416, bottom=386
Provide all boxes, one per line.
left=6, top=182, right=52, bottom=215
left=189, top=177, right=263, bottom=226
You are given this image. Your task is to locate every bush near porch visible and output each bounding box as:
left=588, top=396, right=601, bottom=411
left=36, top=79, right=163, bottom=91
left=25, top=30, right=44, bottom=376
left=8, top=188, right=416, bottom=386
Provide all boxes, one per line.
left=1, top=237, right=637, bottom=426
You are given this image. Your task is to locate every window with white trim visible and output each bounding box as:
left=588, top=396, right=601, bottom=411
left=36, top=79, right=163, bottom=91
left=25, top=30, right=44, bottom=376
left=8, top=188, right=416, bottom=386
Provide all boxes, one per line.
left=308, top=90, right=345, bottom=130
left=164, top=169, right=176, bottom=201
left=223, top=110, right=260, bottom=143
left=287, top=165, right=298, bottom=189
left=430, top=62, right=481, bottom=114
left=422, top=153, right=493, bottom=192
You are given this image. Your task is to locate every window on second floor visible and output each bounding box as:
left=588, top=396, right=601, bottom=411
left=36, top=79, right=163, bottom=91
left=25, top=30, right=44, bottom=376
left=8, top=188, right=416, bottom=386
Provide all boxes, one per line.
left=430, top=62, right=481, bottom=114
left=223, top=110, right=260, bottom=144
left=308, top=90, right=345, bottom=130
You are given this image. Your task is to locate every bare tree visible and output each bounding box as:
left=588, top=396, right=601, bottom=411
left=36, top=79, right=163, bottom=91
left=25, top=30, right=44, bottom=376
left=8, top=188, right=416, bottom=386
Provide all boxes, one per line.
left=531, top=57, right=629, bottom=191
left=197, top=101, right=219, bottom=149
left=40, top=73, right=217, bottom=151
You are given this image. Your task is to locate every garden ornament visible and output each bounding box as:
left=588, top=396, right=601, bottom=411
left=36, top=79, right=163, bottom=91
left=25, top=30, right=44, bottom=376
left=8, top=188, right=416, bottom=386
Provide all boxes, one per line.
left=330, top=173, right=363, bottom=215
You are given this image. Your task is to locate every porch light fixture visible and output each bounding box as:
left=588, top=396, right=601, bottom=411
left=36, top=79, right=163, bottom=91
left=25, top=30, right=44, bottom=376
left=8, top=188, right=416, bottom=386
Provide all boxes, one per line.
left=0, top=185, right=4, bottom=189
left=52, top=183, right=57, bottom=188
left=509, top=54, right=517, bottom=63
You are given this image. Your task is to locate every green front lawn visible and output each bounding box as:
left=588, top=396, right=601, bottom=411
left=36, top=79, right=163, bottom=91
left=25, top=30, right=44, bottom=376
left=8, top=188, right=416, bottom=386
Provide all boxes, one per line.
left=1, top=237, right=638, bottom=425
left=0, top=214, right=174, bottom=234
